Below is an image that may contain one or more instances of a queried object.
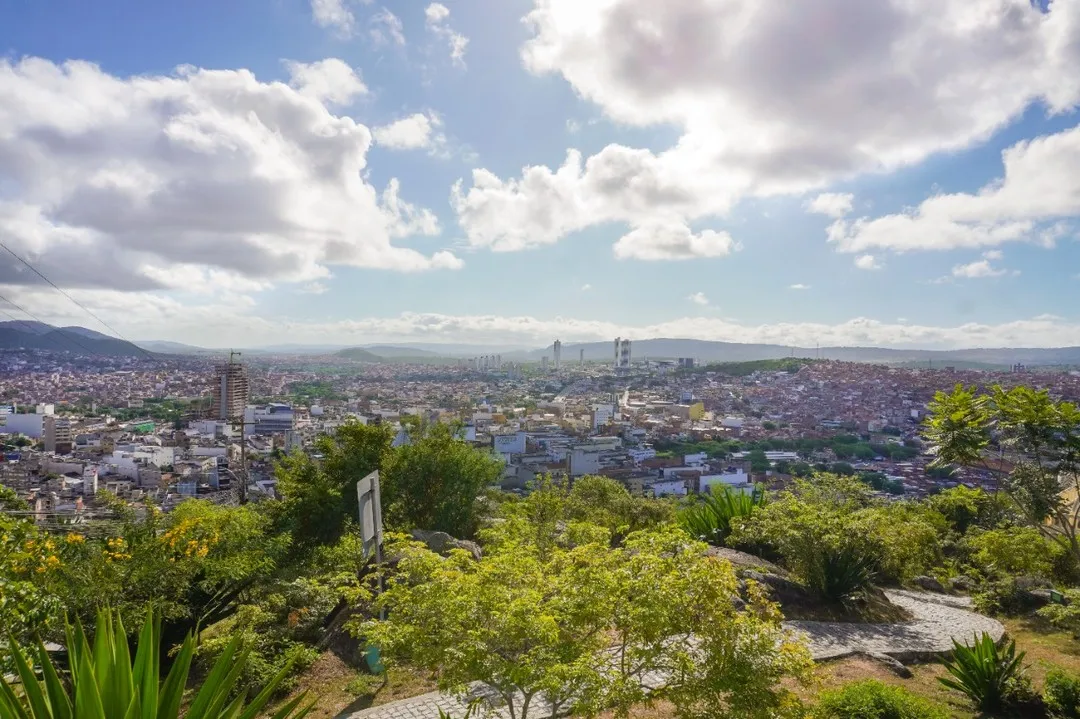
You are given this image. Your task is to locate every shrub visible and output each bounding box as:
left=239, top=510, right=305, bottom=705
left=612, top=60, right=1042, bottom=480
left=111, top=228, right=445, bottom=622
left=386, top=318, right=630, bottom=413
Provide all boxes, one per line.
left=804, top=544, right=877, bottom=604
left=1038, top=589, right=1080, bottom=638
left=679, top=484, right=766, bottom=545
left=938, top=633, right=1027, bottom=712
left=815, top=679, right=950, bottom=719
left=974, top=577, right=1046, bottom=616
left=0, top=607, right=312, bottom=718
left=963, top=526, right=1061, bottom=580
left=1045, top=668, right=1080, bottom=718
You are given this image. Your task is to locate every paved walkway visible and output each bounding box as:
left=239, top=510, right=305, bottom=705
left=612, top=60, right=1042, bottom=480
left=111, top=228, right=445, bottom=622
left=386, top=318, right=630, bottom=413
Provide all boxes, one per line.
left=341, top=590, right=1004, bottom=719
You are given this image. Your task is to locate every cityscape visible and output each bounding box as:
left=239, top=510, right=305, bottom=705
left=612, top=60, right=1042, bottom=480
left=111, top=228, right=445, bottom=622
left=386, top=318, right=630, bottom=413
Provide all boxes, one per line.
left=5, top=0, right=1080, bottom=717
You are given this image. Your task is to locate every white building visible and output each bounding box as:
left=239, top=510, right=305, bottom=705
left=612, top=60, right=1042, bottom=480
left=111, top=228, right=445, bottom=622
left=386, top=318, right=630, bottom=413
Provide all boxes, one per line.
left=1, top=413, right=45, bottom=438
left=244, top=404, right=296, bottom=437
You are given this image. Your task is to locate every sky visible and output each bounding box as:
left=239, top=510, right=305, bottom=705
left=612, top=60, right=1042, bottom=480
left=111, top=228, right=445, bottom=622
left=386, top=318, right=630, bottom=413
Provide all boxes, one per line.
left=1, top=0, right=1080, bottom=350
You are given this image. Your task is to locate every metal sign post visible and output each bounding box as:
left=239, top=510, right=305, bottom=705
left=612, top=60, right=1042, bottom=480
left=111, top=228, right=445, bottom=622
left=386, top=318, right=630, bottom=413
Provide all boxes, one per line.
left=356, top=470, right=385, bottom=625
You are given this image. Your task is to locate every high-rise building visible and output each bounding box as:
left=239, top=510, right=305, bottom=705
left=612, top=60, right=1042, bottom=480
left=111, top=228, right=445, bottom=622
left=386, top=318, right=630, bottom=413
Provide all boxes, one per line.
left=615, top=338, right=632, bottom=370
left=43, top=415, right=73, bottom=454
left=553, top=340, right=562, bottom=371
left=210, top=357, right=250, bottom=420
left=580, top=348, right=585, bottom=366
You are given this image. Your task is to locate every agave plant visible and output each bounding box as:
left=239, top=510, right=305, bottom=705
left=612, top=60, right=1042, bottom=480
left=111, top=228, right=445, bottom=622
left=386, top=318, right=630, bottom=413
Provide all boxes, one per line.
left=804, top=544, right=877, bottom=603
left=0, top=608, right=312, bottom=719
left=678, top=484, right=766, bottom=545
left=938, top=632, right=1027, bottom=712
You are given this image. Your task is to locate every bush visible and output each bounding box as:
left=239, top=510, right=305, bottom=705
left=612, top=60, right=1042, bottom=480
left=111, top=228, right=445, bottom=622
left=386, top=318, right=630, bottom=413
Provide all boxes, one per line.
left=974, top=577, right=1046, bottom=616
left=938, top=633, right=1028, bottom=712
left=1045, top=668, right=1080, bottom=718
left=815, top=679, right=949, bottom=718
left=963, top=526, right=1061, bottom=580
left=679, top=484, right=766, bottom=545
left=804, top=544, right=877, bottom=604
left=1038, top=589, right=1080, bottom=638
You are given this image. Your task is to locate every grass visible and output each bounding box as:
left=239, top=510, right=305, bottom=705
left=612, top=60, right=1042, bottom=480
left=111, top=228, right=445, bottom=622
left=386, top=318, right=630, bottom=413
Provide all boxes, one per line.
left=267, top=652, right=437, bottom=719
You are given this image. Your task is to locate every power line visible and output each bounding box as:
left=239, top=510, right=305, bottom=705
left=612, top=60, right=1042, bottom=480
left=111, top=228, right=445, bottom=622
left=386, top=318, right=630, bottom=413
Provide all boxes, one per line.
left=0, top=290, right=103, bottom=356
left=0, top=240, right=157, bottom=361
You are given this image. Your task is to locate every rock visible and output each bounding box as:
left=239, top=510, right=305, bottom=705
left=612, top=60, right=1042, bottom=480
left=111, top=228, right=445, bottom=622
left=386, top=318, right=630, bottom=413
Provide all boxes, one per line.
left=912, top=575, right=946, bottom=593
left=742, top=570, right=812, bottom=606
left=730, top=596, right=746, bottom=611
left=410, top=529, right=483, bottom=561
left=860, top=651, right=914, bottom=679
left=1025, top=589, right=1053, bottom=607
left=707, top=547, right=785, bottom=575
left=949, top=575, right=977, bottom=593
left=1015, top=575, right=1052, bottom=591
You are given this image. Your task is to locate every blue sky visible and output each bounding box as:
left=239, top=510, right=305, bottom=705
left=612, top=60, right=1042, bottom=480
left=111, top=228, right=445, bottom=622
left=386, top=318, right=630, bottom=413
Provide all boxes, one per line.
left=1, top=0, right=1079, bottom=349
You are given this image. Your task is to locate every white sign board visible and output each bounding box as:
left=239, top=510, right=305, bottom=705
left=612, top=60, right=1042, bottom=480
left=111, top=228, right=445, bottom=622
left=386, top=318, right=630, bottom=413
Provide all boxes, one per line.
left=356, top=470, right=383, bottom=559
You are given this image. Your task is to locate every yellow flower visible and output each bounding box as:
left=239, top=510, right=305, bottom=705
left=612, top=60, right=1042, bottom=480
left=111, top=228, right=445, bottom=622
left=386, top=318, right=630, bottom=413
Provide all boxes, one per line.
left=65, top=533, right=85, bottom=544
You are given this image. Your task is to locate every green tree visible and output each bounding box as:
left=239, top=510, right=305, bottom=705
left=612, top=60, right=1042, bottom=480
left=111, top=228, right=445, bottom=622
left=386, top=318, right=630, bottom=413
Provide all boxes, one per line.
left=748, top=449, right=770, bottom=473
left=382, top=422, right=503, bottom=537
left=925, top=384, right=1080, bottom=570
left=963, top=526, right=1061, bottom=580
left=359, top=527, right=811, bottom=719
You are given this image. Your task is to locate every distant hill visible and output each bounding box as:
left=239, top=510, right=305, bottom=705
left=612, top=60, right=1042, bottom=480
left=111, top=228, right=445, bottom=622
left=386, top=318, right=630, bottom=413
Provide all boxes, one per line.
left=335, top=347, right=385, bottom=363
left=528, top=338, right=1080, bottom=367
left=0, top=322, right=149, bottom=357
left=364, top=345, right=441, bottom=358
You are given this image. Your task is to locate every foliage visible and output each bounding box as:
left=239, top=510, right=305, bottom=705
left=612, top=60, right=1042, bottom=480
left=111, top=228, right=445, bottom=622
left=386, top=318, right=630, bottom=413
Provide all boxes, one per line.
left=814, top=680, right=950, bottom=719
left=730, top=476, right=940, bottom=599
left=928, top=485, right=1015, bottom=535
left=0, top=607, right=312, bottom=719
left=963, top=526, right=1061, bottom=579
left=678, top=484, right=766, bottom=545
left=973, top=577, right=1048, bottom=616
left=358, top=526, right=812, bottom=719
left=924, top=384, right=1080, bottom=572
left=938, top=633, right=1028, bottom=712
left=1044, top=667, right=1080, bottom=718
left=1037, top=589, right=1080, bottom=637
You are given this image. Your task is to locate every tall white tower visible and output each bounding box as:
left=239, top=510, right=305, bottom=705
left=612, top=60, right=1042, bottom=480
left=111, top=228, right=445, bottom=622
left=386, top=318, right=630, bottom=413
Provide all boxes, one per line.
left=553, top=340, right=562, bottom=371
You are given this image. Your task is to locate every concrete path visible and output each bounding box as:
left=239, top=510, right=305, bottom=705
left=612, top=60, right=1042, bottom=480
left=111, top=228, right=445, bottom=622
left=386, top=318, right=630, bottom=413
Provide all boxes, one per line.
left=341, top=590, right=1004, bottom=719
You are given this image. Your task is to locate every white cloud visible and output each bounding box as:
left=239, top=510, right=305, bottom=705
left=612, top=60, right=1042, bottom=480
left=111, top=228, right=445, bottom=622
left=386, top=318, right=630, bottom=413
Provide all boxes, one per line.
left=806, top=193, right=854, bottom=219
left=949, top=250, right=1012, bottom=279
left=372, top=112, right=443, bottom=150
left=581, top=283, right=592, bottom=291
left=854, top=254, right=882, bottom=270
left=453, top=0, right=1080, bottom=255
left=952, top=259, right=1005, bottom=278
left=299, top=282, right=329, bottom=295
left=284, top=59, right=367, bottom=106
left=425, top=3, right=469, bottom=67
left=0, top=56, right=459, bottom=294
left=789, top=283, right=811, bottom=290
left=613, top=223, right=738, bottom=261
left=566, top=119, right=582, bottom=133
left=826, top=125, right=1080, bottom=255
left=688, top=291, right=709, bottom=306
left=14, top=282, right=1080, bottom=351
left=369, top=7, right=406, bottom=46
left=310, top=0, right=366, bottom=37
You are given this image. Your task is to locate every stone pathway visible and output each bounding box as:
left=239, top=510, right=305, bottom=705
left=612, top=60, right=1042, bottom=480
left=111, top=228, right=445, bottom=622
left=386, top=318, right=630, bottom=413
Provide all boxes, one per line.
left=341, top=590, right=1004, bottom=719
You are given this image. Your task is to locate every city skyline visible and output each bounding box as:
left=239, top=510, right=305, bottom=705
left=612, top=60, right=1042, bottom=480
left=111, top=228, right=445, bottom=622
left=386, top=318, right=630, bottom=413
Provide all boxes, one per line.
left=2, top=0, right=1080, bottom=349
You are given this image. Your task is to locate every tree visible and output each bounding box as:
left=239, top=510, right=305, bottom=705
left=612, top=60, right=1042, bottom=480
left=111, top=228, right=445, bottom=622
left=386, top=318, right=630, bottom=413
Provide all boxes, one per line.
left=359, top=527, right=811, bottom=719
left=382, top=422, right=503, bottom=537
left=748, top=449, right=770, bottom=473
left=924, top=384, right=1080, bottom=571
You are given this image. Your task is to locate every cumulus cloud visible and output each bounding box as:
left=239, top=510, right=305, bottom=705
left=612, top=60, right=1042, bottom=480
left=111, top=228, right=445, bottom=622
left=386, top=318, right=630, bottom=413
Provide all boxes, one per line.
left=687, top=291, right=709, bottom=306
left=826, top=124, right=1080, bottom=255
left=285, top=59, right=367, bottom=106
left=453, top=0, right=1080, bottom=255
left=426, top=3, right=469, bottom=67
left=948, top=250, right=1012, bottom=279
left=806, top=193, right=854, bottom=219
left=369, top=7, right=406, bottom=46
left=0, top=56, right=459, bottom=294
left=372, top=112, right=444, bottom=150
left=854, top=254, right=882, bottom=270
left=613, top=223, right=738, bottom=261
left=789, top=283, right=811, bottom=290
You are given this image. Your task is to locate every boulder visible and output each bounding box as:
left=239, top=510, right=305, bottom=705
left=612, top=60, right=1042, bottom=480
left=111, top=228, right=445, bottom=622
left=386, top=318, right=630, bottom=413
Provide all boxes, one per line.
left=1025, top=588, right=1053, bottom=608
left=949, top=575, right=977, bottom=593
left=706, top=547, right=786, bottom=576
left=1015, top=575, right=1053, bottom=591
left=912, top=575, right=946, bottom=593
left=410, top=529, right=483, bottom=561
left=742, top=570, right=812, bottom=606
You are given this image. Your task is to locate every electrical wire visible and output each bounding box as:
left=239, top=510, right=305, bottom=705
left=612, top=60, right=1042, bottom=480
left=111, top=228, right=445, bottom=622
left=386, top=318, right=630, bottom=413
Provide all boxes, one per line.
left=0, top=290, right=103, bottom=356
left=0, top=241, right=158, bottom=361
